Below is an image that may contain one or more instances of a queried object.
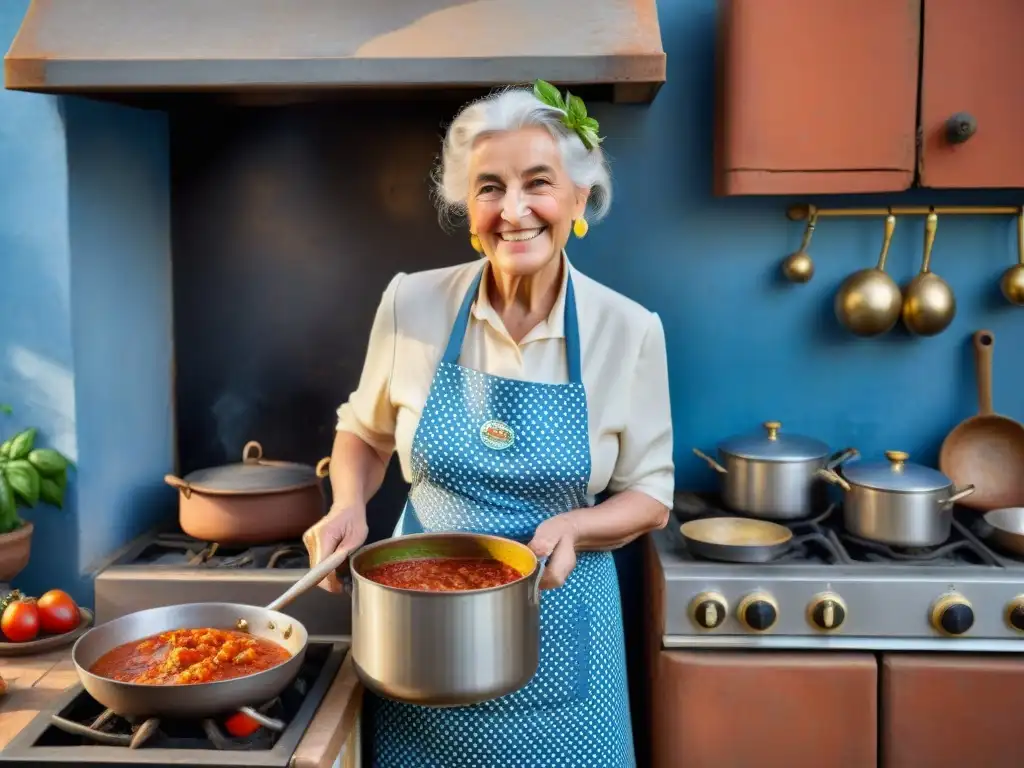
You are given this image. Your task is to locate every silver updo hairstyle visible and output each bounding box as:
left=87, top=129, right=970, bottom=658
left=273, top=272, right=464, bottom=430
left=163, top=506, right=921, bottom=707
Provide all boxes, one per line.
left=433, top=87, right=612, bottom=227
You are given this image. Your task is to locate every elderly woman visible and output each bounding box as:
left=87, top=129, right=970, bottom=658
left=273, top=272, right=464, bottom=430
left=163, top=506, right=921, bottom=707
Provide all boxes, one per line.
left=304, top=81, right=674, bottom=767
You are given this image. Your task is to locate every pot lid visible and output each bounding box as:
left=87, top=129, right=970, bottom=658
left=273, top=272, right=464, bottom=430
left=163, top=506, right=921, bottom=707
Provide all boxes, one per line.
left=168, top=441, right=329, bottom=496
left=718, top=422, right=830, bottom=462
left=841, top=451, right=951, bottom=492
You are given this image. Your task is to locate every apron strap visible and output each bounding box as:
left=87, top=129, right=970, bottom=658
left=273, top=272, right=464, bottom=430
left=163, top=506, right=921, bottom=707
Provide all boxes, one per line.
left=441, top=263, right=584, bottom=385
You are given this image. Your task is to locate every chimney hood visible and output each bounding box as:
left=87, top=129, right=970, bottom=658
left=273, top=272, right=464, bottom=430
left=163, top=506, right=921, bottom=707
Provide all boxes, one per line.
left=4, top=0, right=666, bottom=104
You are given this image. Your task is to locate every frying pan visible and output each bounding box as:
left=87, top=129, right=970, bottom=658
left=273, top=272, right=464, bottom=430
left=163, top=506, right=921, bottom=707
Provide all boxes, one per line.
left=69, top=546, right=351, bottom=729
left=680, top=517, right=793, bottom=563
left=979, top=507, right=1024, bottom=558
left=939, top=330, right=1024, bottom=510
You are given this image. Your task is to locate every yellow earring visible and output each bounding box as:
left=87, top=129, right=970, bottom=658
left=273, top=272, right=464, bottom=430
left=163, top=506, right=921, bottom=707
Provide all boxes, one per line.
left=470, top=233, right=483, bottom=253
left=573, top=218, right=589, bottom=239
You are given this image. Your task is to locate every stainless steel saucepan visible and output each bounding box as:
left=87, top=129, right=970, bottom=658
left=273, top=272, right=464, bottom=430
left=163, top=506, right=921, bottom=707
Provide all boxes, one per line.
left=347, top=532, right=546, bottom=707
left=694, top=421, right=858, bottom=519
left=69, top=546, right=351, bottom=729
left=818, top=450, right=975, bottom=547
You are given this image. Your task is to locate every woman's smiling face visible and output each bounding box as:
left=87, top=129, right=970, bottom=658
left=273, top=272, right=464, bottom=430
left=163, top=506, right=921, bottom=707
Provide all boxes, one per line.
left=467, top=126, right=588, bottom=277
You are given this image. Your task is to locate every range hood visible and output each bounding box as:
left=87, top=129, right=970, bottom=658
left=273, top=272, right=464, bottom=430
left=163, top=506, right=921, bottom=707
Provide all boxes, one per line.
left=4, top=0, right=666, bottom=104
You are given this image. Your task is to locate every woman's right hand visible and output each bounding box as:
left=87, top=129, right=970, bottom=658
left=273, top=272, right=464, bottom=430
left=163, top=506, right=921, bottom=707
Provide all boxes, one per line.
left=302, top=503, right=368, bottom=593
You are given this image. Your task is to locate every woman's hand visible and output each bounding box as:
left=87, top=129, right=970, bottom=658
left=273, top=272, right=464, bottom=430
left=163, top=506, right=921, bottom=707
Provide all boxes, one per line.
left=302, top=503, right=368, bottom=593
left=527, top=514, right=579, bottom=590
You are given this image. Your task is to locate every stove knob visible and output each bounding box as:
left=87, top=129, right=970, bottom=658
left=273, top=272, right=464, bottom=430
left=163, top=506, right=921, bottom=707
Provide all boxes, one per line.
left=689, top=592, right=728, bottom=630
left=931, top=593, right=974, bottom=636
left=738, top=592, right=778, bottom=632
left=808, top=592, right=847, bottom=632
left=1005, top=596, right=1024, bottom=633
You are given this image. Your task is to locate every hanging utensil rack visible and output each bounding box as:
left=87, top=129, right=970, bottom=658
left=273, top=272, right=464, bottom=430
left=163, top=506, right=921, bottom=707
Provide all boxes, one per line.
left=788, top=204, right=1020, bottom=220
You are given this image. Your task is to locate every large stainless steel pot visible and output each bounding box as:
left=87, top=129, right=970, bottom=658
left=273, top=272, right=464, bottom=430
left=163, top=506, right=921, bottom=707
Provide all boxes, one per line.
left=819, top=450, right=976, bottom=547
left=348, top=532, right=544, bottom=707
left=693, top=421, right=858, bottom=519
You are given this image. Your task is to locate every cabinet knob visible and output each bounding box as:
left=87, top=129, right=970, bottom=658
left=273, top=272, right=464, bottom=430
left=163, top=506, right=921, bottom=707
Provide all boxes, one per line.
left=945, top=112, right=977, bottom=144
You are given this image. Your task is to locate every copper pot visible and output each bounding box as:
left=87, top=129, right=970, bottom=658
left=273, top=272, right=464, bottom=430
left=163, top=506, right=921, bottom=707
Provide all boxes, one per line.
left=165, top=441, right=330, bottom=544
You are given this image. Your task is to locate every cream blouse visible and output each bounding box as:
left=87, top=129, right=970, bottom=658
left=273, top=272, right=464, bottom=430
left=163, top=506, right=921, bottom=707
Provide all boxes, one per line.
left=336, top=256, right=675, bottom=509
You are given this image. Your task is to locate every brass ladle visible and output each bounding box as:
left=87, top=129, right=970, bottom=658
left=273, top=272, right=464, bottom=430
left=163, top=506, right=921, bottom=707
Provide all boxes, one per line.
left=901, top=211, right=956, bottom=336
left=834, top=212, right=903, bottom=336
left=1000, top=207, right=1024, bottom=306
left=781, top=207, right=818, bottom=283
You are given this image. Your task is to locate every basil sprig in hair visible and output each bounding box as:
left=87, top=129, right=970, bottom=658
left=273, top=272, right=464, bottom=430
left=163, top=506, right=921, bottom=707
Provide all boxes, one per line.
left=532, top=80, right=604, bottom=151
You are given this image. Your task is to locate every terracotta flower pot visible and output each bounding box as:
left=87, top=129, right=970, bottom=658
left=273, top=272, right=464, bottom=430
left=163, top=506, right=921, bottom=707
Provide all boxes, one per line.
left=0, top=522, right=33, bottom=582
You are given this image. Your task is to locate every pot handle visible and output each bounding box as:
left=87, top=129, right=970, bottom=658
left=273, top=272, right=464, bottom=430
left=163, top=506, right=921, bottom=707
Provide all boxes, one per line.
left=815, top=468, right=851, bottom=492
left=243, top=441, right=264, bottom=463
left=164, top=474, right=192, bottom=499
left=265, top=546, right=351, bottom=613
left=692, top=448, right=727, bottom=474
left=530, top=556, right=549, bottom=606
left=942, top=484, right=976, bottom=507
left=826, top=447, right=859, bottom=470
left=236, top=706, right=286, bottom=732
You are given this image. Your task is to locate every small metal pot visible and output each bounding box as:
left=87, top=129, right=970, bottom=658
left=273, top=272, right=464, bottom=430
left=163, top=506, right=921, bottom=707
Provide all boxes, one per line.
left=693, top=421, right=858, bottom=520
left=819, top=450, right=976, bottom=547
left=348, top=532, right=544, bottom=707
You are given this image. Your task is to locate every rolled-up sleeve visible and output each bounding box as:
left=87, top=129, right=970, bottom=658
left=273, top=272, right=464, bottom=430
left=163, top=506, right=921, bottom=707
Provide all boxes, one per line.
left=335, top=273, right=404, bottom=457
left=607, top=312, right=675, bottom=508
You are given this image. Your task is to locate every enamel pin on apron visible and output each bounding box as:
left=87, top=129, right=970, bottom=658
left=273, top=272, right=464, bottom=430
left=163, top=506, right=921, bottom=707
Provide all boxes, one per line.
left=480, top=419, right=515, bottom=450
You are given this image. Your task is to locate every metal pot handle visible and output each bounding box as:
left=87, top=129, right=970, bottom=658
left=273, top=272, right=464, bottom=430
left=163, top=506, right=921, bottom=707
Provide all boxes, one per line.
left=265, top=546, right=351, bottom=613
left=815, top=467, right=851, bottom=492
left=164, top=474, right=192, bottom=499
left=242, top=441, right=264, bottom=463
left=942, top=484, right=976, bottom=507
left=826, top=447, right=859, bottom=470
left=692, top=448, right=727, bottom=474
left=530, top=556, right=549, bottom=606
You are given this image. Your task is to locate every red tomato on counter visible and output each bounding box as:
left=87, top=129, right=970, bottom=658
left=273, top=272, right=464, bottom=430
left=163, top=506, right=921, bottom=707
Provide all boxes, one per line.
left=36, top=590, right=80, bottom=634
left=224, top=712, right=261, bottom=738
left=2, top=599, right=40, bottom=642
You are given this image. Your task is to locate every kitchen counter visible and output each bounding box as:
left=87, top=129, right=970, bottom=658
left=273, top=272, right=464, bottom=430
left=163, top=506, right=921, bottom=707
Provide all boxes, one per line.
left=0, top=647, right=363, bottom=768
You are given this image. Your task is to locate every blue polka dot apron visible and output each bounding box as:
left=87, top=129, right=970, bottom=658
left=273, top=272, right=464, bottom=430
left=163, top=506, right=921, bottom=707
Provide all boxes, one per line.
left=371, top=266, right=636, bottom=768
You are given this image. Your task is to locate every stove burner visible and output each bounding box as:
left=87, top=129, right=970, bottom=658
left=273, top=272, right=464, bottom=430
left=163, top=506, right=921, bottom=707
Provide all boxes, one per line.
left=839, top=529, right=1000, bottom=566
left=129, top=533, right=311, bottom=569
left=49, top=699, right=285, bottom=750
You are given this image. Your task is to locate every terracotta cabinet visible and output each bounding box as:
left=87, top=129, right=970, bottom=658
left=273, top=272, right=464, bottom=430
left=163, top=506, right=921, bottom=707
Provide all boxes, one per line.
left=881, top=654, right=1024, bottom=767
left=715, top=0, right=920, bottom=195
left=650, top=650, right=877, bottom=768
left=715, top=0, right=1024, bottom=194
left=918, top=0, right=1024, bottom=187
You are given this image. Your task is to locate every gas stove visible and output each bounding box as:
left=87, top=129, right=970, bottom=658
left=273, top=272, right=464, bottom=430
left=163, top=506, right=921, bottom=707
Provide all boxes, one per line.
left=653, top=492, right=1024, bottom=652
left=0, top=642, right=346, bottom=766
left=93, top=531, right=351, bottom=639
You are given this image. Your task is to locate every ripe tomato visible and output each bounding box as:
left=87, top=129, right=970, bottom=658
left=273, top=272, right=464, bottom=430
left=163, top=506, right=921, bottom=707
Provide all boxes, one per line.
left=223, top=711, right=261, bottom=738
left=2, top=599, right=40, bottom=642
left=36, top=589, right=80, bottom=634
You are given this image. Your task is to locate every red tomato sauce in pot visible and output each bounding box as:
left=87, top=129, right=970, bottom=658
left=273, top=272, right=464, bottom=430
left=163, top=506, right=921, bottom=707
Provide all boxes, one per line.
left=362, top=557, right=523, bottom=591
left=89, top=628, right=291, bottom=685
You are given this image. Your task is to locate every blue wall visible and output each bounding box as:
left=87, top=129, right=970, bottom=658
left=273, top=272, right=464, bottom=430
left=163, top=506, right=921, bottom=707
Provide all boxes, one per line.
left=1, top=0, right=174, bottom=605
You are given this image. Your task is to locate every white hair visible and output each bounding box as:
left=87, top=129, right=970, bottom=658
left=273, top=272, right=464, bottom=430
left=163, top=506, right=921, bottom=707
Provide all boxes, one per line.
left=433, top=87, right=612, bottom=227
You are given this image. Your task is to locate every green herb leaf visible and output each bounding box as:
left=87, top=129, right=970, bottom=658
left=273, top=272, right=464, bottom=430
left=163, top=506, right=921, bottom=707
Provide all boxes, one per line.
left=4, top=460, right=40, bottom=506
left=0, top=440, right=9, bottom=460
left=533, top=80, right=566, bottom=111
left=28, top=448, right=68, bottom=477
left=8, top=428, right=36, bottom=461
left=54, top=468, right=68, bottom=491
left=40, top=478, right=64, bottom=509
left=583, top=117, right=600, bottom=131
left=578, top=127, right=603, bottom=151
left=566, top=93, right=588, bottom=124
left=0, top=405, right=11, bottom=415
left=0, top=475, right=16, bottom=524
